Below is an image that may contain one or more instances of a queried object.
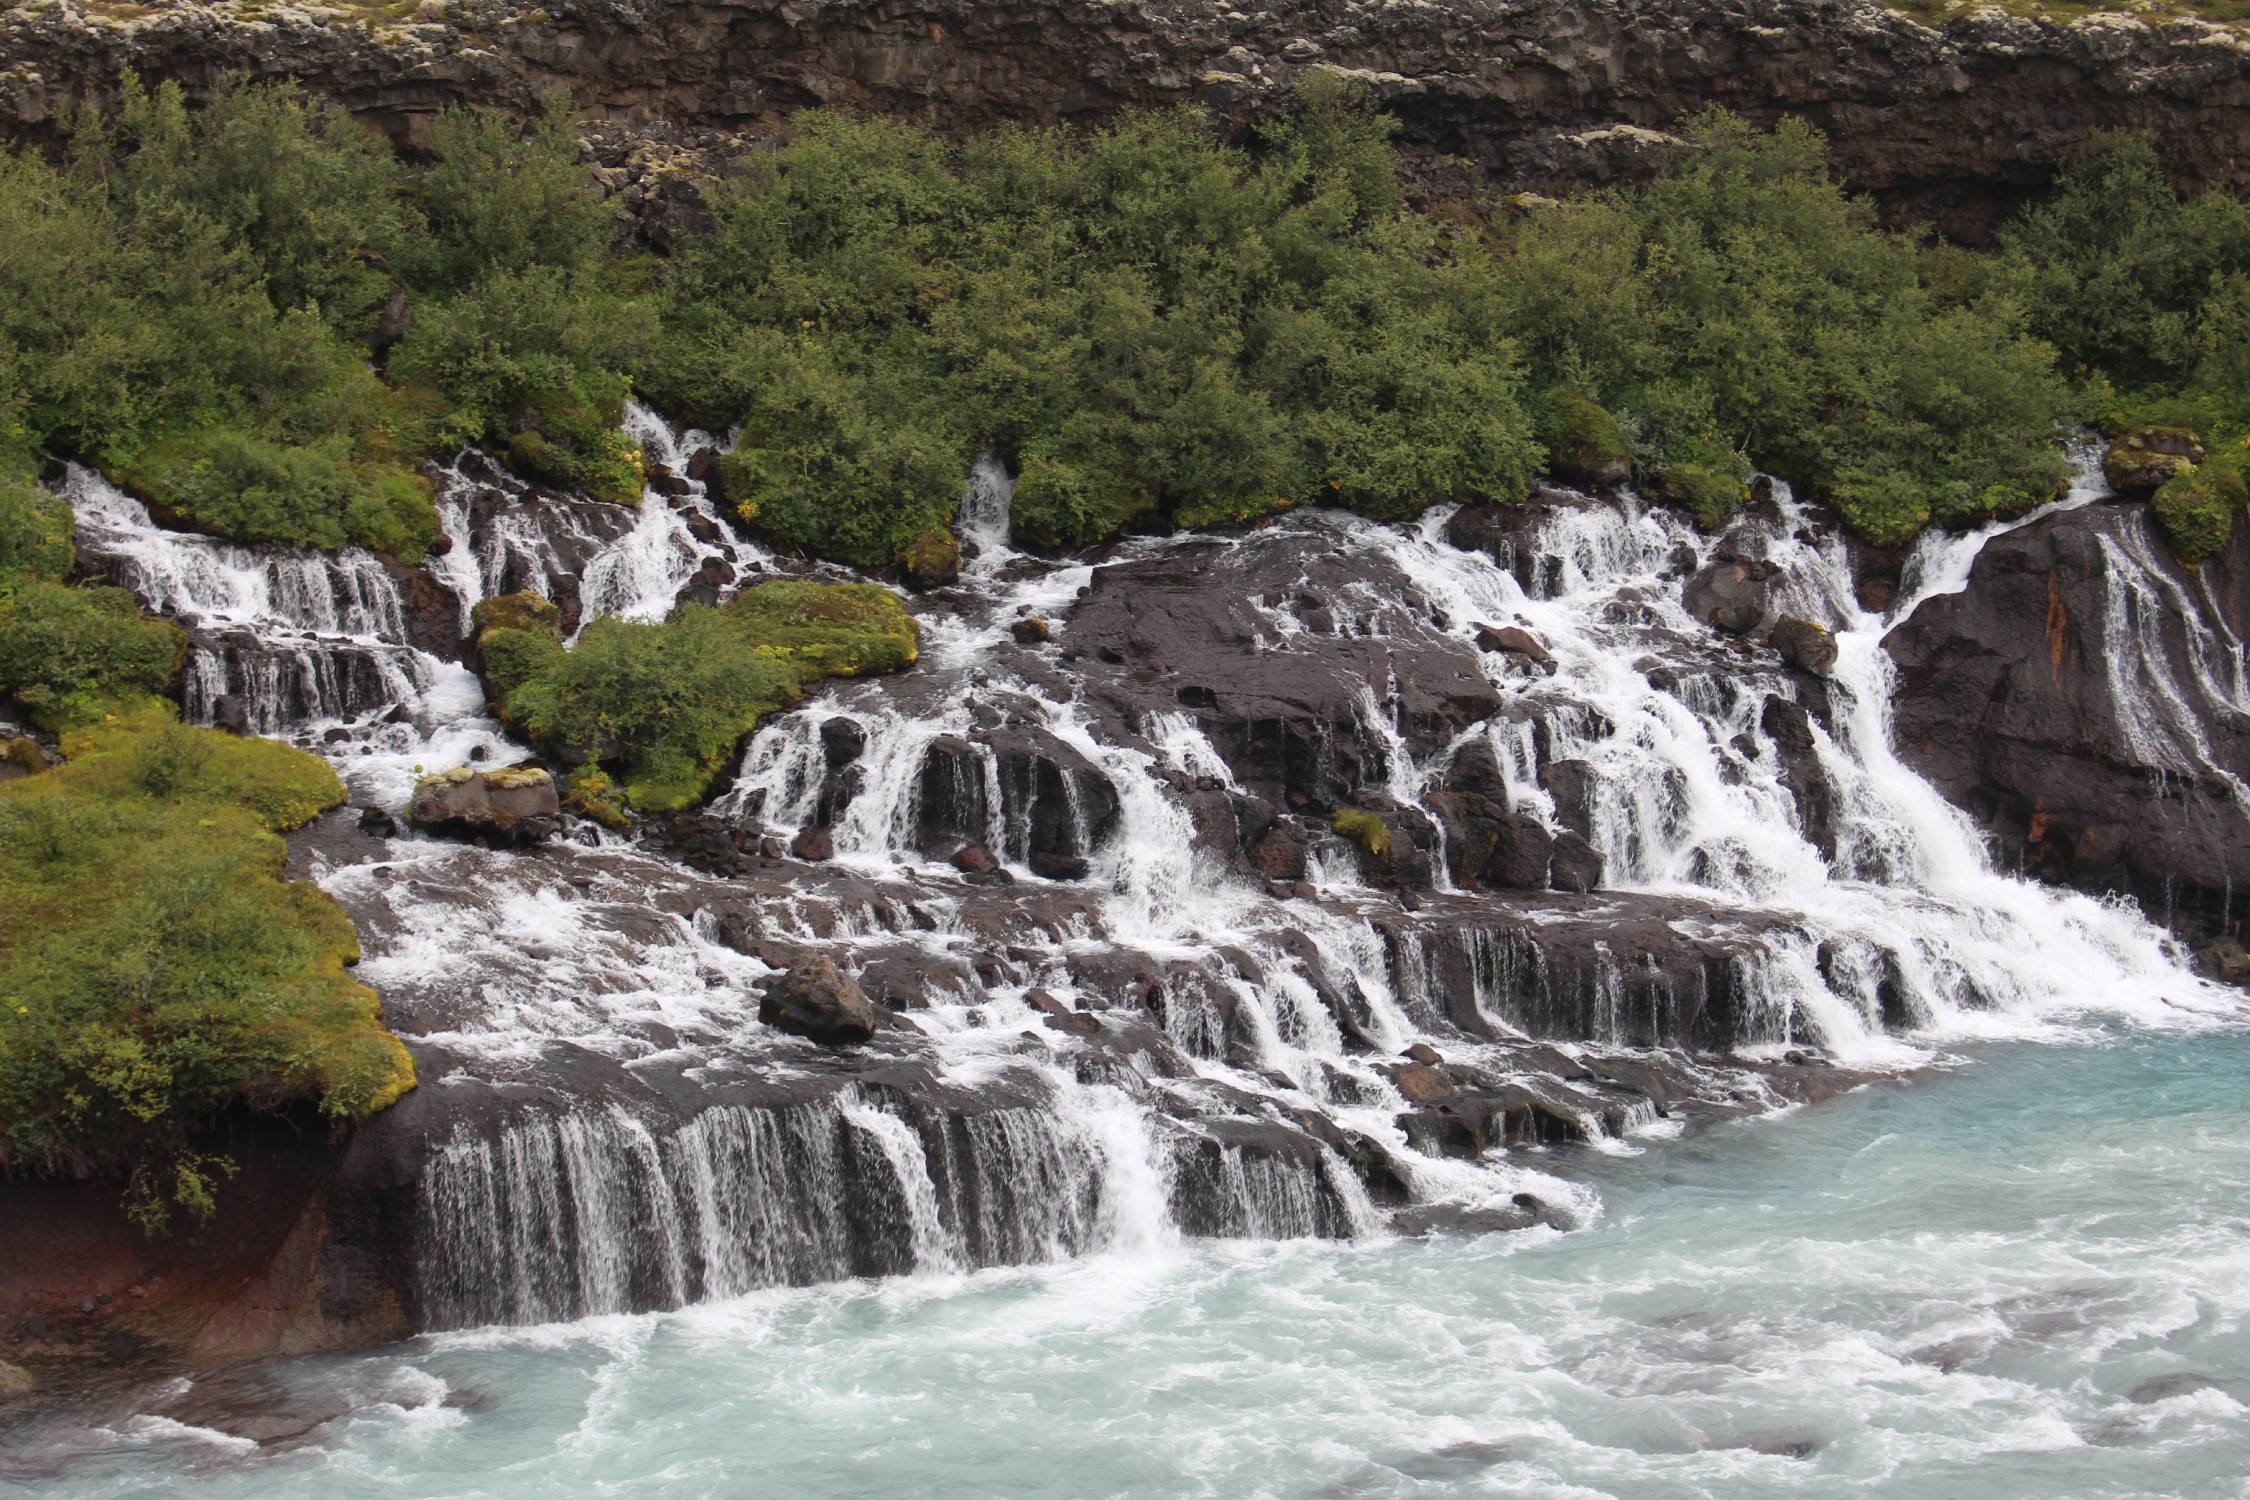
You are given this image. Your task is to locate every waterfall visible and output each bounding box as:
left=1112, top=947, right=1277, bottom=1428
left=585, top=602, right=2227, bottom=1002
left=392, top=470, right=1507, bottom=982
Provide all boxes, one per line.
left=52, top=418, right=2238, bottom=1340
left=57, top=465, right=516, bottom=809
left=957, top=452, right=1015, bottom=566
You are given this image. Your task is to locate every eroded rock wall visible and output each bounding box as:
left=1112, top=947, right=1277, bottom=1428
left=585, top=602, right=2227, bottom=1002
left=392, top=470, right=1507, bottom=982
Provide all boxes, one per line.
left=3, top=0, right=2248, bottom=236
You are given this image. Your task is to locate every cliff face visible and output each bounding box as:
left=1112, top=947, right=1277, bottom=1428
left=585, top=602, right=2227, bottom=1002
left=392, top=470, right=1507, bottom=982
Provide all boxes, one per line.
left=2, top=0, right=2247, bottom=236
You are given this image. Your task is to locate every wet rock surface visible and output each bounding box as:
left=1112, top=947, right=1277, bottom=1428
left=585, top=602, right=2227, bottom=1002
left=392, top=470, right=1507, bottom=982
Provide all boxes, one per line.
left=406, top=765, right=562, bottom=845
left=1886, top=501, right=2250, bottom=948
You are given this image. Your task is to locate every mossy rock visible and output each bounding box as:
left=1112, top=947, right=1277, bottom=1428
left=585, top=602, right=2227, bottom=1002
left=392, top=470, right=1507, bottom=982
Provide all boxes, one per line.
left=897, top=529, right=960, bottom=589
left=483, top=582, right=921, bottom=817
left=0, top=709, right=412, bottom=1231
left=561, top=765, right=631, bottom=829
left=472, top=591, right=562, bottom=642
left=725, top=580, right=919, bottom=678
left=1652, top=461, right=1750, bottom=530
left=1537, top=389, right=1632, bottom=489
left=2104, top=427, right=2205, bottom=497
left=1333, top=806, right=1392, bottom=860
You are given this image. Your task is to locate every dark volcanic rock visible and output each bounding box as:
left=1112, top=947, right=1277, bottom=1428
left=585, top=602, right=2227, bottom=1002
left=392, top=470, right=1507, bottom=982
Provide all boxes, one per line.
left=1684, top=557, right=1782, bottom=635
left=759, top=956, right=879, bottom=1045
left=1886, top=502, right=2250, bottom=946
left=1069, top=529, right=1500, bottom=810
left=1770, top=615, right=1839, bottom=676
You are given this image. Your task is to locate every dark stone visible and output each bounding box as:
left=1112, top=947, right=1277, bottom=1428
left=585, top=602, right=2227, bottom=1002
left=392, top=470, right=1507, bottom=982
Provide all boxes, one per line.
left=819, top=716, right=867, bottom=768
left=406, top=767, right=561, bottom=847
left=356, top=806, right=399, bottom=839
left=1473, top=622, right=1556, bottom=670
left=914, top=737, right=991, bottom=854
left=1683, top=557, right=1782, bottom=635
left=1402, top=1042, right=1443, bottom=1066
left=210, top=694, right=253, bottom=736
left=1886, top=502, right=2250, bottom=947
left=790, top=826, right=834, bottom=862
left=1770, top=615, right=1839, bottom=675
left=950, top=844, right=1000, bottom=876
left=1548, top=831, right=1604, bottom=893
left=757, top=956, right=877, bottom=1046
left=1029, top=850, right=1091, bottom=880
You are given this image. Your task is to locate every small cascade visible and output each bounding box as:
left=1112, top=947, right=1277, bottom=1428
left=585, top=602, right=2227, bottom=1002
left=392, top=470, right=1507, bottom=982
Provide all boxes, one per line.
left=413, top=1076, right=1339, bottom=1329
left=572, top=403, right=777, bottom=630
left=957, top=451, right=1015, bottom=569
left=57, top=465, right=515, bottom=806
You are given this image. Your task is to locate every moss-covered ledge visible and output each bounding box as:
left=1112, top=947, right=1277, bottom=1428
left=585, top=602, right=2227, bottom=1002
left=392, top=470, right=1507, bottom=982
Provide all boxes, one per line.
left=0, top=704, right=415, bottom=1235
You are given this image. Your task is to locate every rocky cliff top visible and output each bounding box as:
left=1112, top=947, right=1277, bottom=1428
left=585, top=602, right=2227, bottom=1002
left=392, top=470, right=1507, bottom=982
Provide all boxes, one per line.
left=3, top=0, right=2247, bottom=235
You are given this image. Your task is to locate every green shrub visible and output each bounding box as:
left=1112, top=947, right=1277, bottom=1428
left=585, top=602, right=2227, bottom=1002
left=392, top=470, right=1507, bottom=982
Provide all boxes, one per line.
left=1499, top=111, right=2076, bottom=540
left=480, top=581, right=917, bottom=812
left=0, top=580, right=186, bottom=727
left=643, top=87, right=1544, bottom=562
left=0, top=476, right=74, bottom=582
left=1651, top=435, right=1754, bottom=529
left=0, top=711, right=411, bottom=1233
left=115, top=427, right=438, bottom=560
left=1832, top=469, right=1934, bottom=547
left=2153, top=452, right=2247, bottom=564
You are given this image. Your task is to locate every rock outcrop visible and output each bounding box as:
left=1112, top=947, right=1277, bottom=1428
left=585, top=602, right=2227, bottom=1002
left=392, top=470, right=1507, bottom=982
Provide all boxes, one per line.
left=2, top=0, right=2246, bottom=240
left=407, top=764, right=563, bottom=845
left=1886, top=499, right=2250, bottom=947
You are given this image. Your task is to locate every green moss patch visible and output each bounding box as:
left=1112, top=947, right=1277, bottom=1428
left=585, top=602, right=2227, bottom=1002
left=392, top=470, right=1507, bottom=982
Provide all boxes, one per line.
left=0, top=709, right=413, bottom=1235
left=1333, top=807, right=1392, bottom=861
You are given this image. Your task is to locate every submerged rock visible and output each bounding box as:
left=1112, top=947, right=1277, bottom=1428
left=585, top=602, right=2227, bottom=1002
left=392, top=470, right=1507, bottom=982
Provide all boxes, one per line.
left=758, top=956, right=878, bottom=1045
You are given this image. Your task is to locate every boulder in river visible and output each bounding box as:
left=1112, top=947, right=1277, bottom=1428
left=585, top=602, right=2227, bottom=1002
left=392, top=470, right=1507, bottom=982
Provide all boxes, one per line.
left=407, top=765, right=561, bottom=846
left=758, top=956, right=878, bottom=1045
left=1770, top=615, right=1838, bottom=675
left=1683, top=557, right=1781, bottom=635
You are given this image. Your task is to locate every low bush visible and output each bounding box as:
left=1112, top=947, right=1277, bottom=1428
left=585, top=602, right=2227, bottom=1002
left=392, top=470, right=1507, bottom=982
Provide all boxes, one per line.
left=2153, top=451, right=2247, bottom=564
left=477, top=581, right=918, bottom=812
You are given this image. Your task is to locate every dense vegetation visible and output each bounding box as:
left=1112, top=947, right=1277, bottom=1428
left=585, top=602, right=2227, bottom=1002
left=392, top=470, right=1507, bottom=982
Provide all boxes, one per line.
left=0, top=472, right=185, bottom=728
left=1, top=446, right=410, bottom=1231
left=0, top=706, right=415, bottom=1233
left=0, top=78, right=643, bottom=565
left=1998, top=133, right=2250, bottom=561
left=475, top=580, right=918, bottom=812
left=4, top=77, right=2244, bottom=568
left=650, top=90, right=1542, bottom=562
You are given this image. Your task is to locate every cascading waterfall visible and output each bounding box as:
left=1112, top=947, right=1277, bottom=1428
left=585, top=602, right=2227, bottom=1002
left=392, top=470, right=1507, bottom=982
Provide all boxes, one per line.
left=49, top=412, right=2239, bottom=1337
left=58, top=464, right=514, bottom=807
